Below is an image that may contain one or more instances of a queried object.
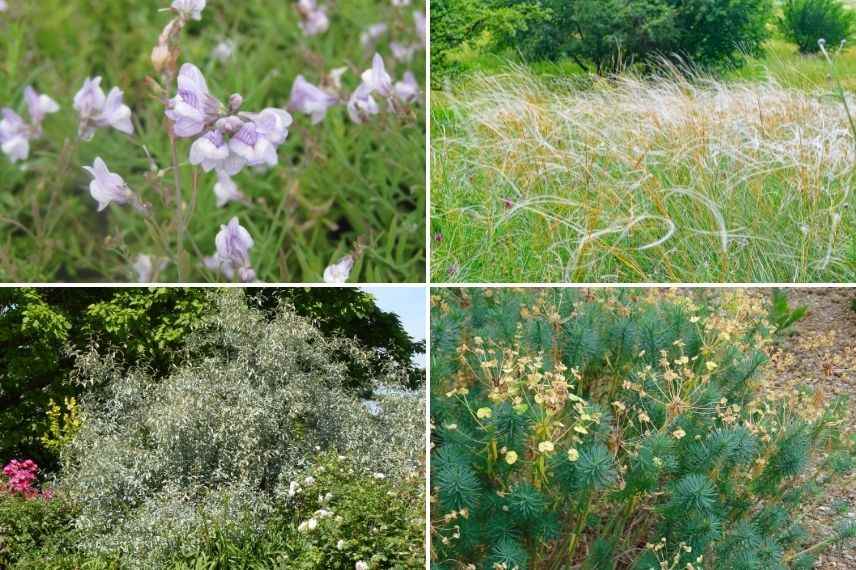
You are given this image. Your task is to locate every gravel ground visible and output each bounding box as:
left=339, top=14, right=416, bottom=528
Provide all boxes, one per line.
left=763, top=288, right=856, bottom=569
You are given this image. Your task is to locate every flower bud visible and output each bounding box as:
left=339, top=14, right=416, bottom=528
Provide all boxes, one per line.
left=151, top=45, right=170, bottom=72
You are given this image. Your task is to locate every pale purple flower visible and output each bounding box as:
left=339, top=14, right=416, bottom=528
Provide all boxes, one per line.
left=0, top=109, right=30, bottom=163
left=414, top=11, right=426, bottom=45
left=296, top=0, right=329, bottom=36
left=132, top=254, right=168, bottom=282
left=229, top=108, right=292, bottom=167
left=323, top=254, right=354, bottom=283
left=394, top=71, right=420, bottom=104
left=213, top=171, right=245, bottom=207
left=347, top=83, right=379, bottom=124
left=0, top=1, right=7, bottom=13
left=24, top=86, right=59, bottom=127
left=204, top=216, right=256, bottom=282
left=189, top=128, right=244, bottom=174
left=390, top=42, right=417, bottom=63
left=83, top=157, right=141, bottom=212
left=171, top=0, right=206, bottom=21
left=360, top=23, right=388, bottom=49
left=212, top=39, right=235, bottom=62
left=166, top=63, right=221, bottom=138
left=288, top=76, right=338, bottom=124
left=73, top=77, right=134, bottom=141
left=361, top=53, right=393, bottom=98
left=328, top=67, right=348, bottom=91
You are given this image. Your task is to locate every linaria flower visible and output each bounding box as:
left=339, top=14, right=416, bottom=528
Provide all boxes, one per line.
left=391, top=42, right=417, bottom=63
left=211, top=39, right=235, bottom=62
left=288, top=75, right=338, bottom=124
left=189, top=129, right=234, bottom=173
left=414, top=11, right=426, bottom=45
left=83, top=157, right=143, bottom=212
left=204, top=216, right=256, bottom=282
left=361, top=53, right=393, bottom=98
left=1, top=86, right=58, bottom=162
left=323, top=254, right=354, bottom=283
left=213, top=171, right=245, bottom=207
left=0, top=109, right=31, bottom=162
left=73, top=77, right=134, bottom=141
left=394, top=71, right=420, bottom=104
left=228, top=120, right=277, bottom=167
left=0, top=1, right=7, bottom=12
left=166, top=63, right=221, bottom=138
left=346, top=83, right=379, bottom=124
left=360, top=23, right=388, bottom=49
left=132, top=254, right=168, bottom=282
left=171, top=0, right=206, bottom=21
left=296, top=0, right=329, bottom=36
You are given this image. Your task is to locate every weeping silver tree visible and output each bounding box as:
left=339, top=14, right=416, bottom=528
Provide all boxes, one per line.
left=59, top=290, right=424, bottom=563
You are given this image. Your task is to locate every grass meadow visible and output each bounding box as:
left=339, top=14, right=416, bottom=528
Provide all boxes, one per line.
left=0, top=0, right=425, bottom=283
left=431, top=37, right=856, bottom=283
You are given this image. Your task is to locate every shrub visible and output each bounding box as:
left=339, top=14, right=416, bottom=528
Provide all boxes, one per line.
left=0, top=491, right=80, bottom=568
left=430, top=288, right=855, bottom=569
left=779, top=0, right=856, bottom=54
left=61, top=291, right=425, bottom=567
left=446, top=0, right=775, bottom=73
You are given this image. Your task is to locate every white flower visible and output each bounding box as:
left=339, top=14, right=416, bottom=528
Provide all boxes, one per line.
left=355, top=561, right=369, bottom=570
left=297, top=517, right=319, bottom=532
left=323, top=254, right=354, bottom=283
left=171, top=0, right=206, bottom=21
left=212, top=39, right=235, bottom=62
left=304, top=476, right=316, bottom=486
left=336, top=539, right=346, bottom=550
left=372, top=472, right=386, bottom=480
left=132, top=254, right=167, bottom=282
left=315, top=508, right=334, bottom=518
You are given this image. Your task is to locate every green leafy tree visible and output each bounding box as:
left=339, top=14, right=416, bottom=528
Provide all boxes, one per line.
left=779, top=0, right=856, bottom=54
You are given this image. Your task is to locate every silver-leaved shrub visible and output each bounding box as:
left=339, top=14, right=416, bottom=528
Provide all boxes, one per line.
left=59, top=290, right=423, bottom=565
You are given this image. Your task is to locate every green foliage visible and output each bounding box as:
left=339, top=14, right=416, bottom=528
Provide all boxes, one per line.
left=0, top=492, right=81, bottom=569
left=431, top=288, right=853, bottom=569
left=769, top=289, right=808, bottom=335
left=779, top=0, right=856, bottom=54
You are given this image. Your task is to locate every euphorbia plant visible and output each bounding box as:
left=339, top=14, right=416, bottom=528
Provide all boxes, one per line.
left=431, top=288, right=856, bottom=569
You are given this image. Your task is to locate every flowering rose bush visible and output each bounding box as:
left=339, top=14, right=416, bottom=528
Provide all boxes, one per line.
left=431, top=288, right=856, bottom=569
left=0, top=0, right=425, bottom=282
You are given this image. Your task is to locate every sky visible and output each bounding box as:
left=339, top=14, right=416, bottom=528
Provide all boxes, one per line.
left=362, top=286, right=427, bottom=368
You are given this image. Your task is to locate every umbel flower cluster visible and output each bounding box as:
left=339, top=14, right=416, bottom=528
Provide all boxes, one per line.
left=430, top=288, right=856, bottom=570
left=0, top=0, right=425, bottom=283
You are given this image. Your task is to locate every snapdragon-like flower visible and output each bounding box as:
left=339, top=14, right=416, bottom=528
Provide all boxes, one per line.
left=394, top=71, right=420, bottom=104
left=288, top=75, right=338, bottom=124
left=213, top=171, right=246, bottom=207
left=361, top=53, right=394, bottom=98
left=132, top=254, right=168, bottom=282
left=73, top=77, right=134, bottom=141
left=323, top=254, right=354, bottom=283
left=360, top=23, right=387, bottom=49
left=390, top=42, right=417, bottom=63
left=0, top=1, right=7, bottom=13
left=414, top=11, right=426, bottom=45
left=204, top=216, right=256, bottom=282
left=230, top=108, right=293, bottom=167
left=171, top=0, right=206, bottom=21
left=166, top=63, right=222, bottom=138
left=346, top=83, right=379, bottom=125
left=83, top=157, right=145, bottom=212
left=296, top=0, right=329, bottom=37
left=0, top=86, right=59, bottom=162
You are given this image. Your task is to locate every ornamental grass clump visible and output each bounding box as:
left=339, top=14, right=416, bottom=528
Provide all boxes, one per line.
left=60, top=290, right=424, bottom=566
left=430, top=288, right=856, bottom=569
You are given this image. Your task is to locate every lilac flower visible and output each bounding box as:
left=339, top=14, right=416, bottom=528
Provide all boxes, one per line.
left=323, top=254, right=354, bottom=283
left=288, top=75, right=338, bottom=124
left=171, top=0, right=206, bottom=21
left=346, top=83, right=379, bottom=124
left=204, top=216, right=256, bottom=282
left=229, top=108, right=292, bottom=167
left=394, top=72, right=420, bottom=104
left=390, top=42, right=417, bottom=63
left=361, top=53, right=393, bottom=98
left=296, top=0, right=329, bottom=37
left=132, top=254, right=168, bottom=283
left=414, top=11, right=426, bottom=45
left=73, top=77, right=134, bottom=141
left=24, top=86, right=59, bottom=126
left=165, top=63, right=221, bottom=138
left=83, top=157, right=142, bottom=212
left=0, top=1, right=7, bottom=12
left=360, top=23, right=388, bottom=49
left=0, top=109, right=30, bottom=163
left=189, top=128, right=242, bottom=174
left=213, top=171, right=245, bottom=207
left=212, top=39, right=235, bottom=62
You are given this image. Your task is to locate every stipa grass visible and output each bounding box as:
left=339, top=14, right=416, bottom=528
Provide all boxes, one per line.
left=432, top=65, right=856, bottom=283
